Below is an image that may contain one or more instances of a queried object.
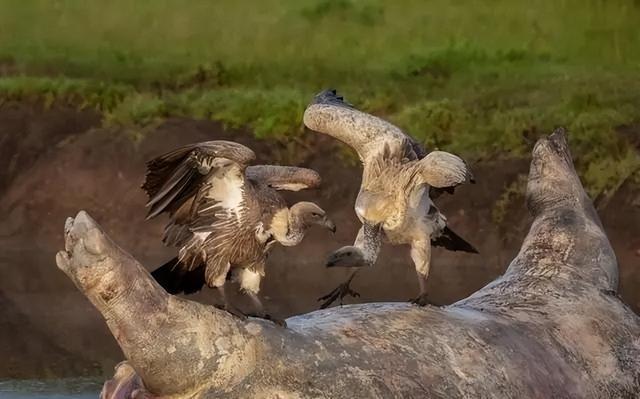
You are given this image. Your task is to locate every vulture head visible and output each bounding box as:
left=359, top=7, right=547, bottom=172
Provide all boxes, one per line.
left=290, top=202, right=336, bottom=233
left=325, top=246, right=366, bottom=268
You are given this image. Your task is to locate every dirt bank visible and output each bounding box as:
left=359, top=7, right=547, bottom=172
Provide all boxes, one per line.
left=0, top=102, right=638, bottom=379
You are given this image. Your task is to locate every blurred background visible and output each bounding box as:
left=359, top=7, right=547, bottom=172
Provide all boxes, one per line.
left=0, top=0, right=638, bottom=391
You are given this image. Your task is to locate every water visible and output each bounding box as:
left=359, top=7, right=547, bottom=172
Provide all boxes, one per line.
left=0, top=378, right=102, bottom=399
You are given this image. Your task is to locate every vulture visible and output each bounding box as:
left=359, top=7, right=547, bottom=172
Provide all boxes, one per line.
left=303, top=90, right=477, bottom=308
left=142, top=140, right=336, bottom=325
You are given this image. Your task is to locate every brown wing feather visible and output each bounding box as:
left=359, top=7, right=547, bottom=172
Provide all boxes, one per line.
left=146, top=159, right=201, bottom=219
left=162, top=194, right=199, bottom=247
left=141, top=143, right=199, bottom=201
left=141, top=141, right=256, bottom=220
left=245, top=165, right=321, bottom=191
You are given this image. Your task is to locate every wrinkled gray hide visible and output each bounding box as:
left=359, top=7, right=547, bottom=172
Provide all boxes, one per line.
left=56, top=130, right=640, bottom=399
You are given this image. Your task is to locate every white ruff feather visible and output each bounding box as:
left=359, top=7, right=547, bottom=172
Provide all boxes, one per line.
left=254, top=222, right=271, bottom=244
left=268, top=208, right=290, bottom=243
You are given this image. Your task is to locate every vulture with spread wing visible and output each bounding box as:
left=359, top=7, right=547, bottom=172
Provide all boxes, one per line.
left=304, top=90, right=477, bottom=308
left=142, top=140, right=336, bottom=325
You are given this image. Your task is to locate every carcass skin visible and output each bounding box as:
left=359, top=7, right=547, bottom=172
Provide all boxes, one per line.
left=56, top=129, right=640, bottom=398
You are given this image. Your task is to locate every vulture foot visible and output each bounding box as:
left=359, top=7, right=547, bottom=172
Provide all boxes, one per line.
left=214, top=302, right=248, bottom=321
left=410, top=293, right=439, bottom=307
left=267, top=315, right=288, bottom=328
left=248, top=313, right=287, bottom=328
left=318, top=273, right=360, bottom=309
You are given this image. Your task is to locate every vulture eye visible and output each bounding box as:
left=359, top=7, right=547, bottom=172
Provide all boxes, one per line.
left=311, top=212, right=320, bottom=217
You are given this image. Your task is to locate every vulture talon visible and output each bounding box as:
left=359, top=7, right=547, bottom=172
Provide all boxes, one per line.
left=410, top=293, right=438, bottom=307
left=246, top=312, right=287, bottom=328
left=219, top=304, right=247, bottom=321
left=318, top=280, right=360, bottom=309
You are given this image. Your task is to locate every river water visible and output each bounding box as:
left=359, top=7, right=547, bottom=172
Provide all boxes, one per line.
left=0, top=378, right=102, bottom=399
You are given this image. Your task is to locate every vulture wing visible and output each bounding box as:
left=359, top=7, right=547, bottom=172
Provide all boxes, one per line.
left=303, top=90, right=475, bottom=195
left=141, top=140, right=255, bottom=220
left=146, top=141, right=263, bottom=293
left=414, top=151, right=474, bottom=189
left=245, top=165, right=321, bottom=191
left=303, top=89, right=419, bottom=165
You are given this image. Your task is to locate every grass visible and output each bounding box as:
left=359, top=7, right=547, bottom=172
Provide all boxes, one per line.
left=0, top=0, right=639, bottom=199
left=492, top=174, right=529, bottom=226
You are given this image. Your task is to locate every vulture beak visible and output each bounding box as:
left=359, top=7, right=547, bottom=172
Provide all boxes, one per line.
left=324, top=218, right=337, bottom=233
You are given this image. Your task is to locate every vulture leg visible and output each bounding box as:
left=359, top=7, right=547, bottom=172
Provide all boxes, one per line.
left=409, top=240, right=437, bottom=306
left=245, top=292, right=287, bottom=327
left=206, top=262, right=247, bottom=319
left=319, top=223, right=381, bottom=308
left=237, top=268, right=287, bottom=327
left=318, top=270, right=361, bottom=309
left=216, top=284, right=247, bottom=321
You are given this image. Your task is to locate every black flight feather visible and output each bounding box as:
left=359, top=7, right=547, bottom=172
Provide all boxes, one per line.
left=151, top=257, right=207, bottom=295
left=431, top=226, right=479, bottom=254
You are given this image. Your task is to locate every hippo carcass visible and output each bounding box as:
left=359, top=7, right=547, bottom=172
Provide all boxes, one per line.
left=56, top=129, right=640, bottom=398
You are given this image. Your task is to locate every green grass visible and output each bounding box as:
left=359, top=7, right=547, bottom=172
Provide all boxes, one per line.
left=0, top=0, right=639, bottom=199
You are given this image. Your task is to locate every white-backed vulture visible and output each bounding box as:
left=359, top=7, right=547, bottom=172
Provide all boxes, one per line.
left=303, top=90, right=476, bottom=307
left=142, top=140, right=336, bottom=324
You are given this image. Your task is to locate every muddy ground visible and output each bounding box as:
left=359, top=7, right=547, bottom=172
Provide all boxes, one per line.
left=0, top=102, right=638, bottom=379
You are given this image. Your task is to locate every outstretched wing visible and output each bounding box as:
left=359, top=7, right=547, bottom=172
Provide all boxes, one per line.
left=141, top=140, right=255, bottom=220
left=304, top=90, right=474, bottom=196
left=303, top=89, right=418, bottom=164
left=413, top=151, right=474, bottom=189
left=246, top=165, right=321, bottom=191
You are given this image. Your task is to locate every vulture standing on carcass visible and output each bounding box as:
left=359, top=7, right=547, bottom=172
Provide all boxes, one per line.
left=304, top=90, right=477, bottom=307
left=142, top=140, right=336, bottom=325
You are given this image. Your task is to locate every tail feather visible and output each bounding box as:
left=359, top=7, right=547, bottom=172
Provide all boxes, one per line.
left=150, top=257, right=206, bottom=295
left=432, top=226, right=479, bottom=254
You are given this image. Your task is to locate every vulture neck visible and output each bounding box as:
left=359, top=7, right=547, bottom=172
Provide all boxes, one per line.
left=271, top=205, right=306, bottom=247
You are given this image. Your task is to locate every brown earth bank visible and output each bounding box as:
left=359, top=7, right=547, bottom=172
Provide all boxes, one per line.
left=0, top=102, right=638, bottom=379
